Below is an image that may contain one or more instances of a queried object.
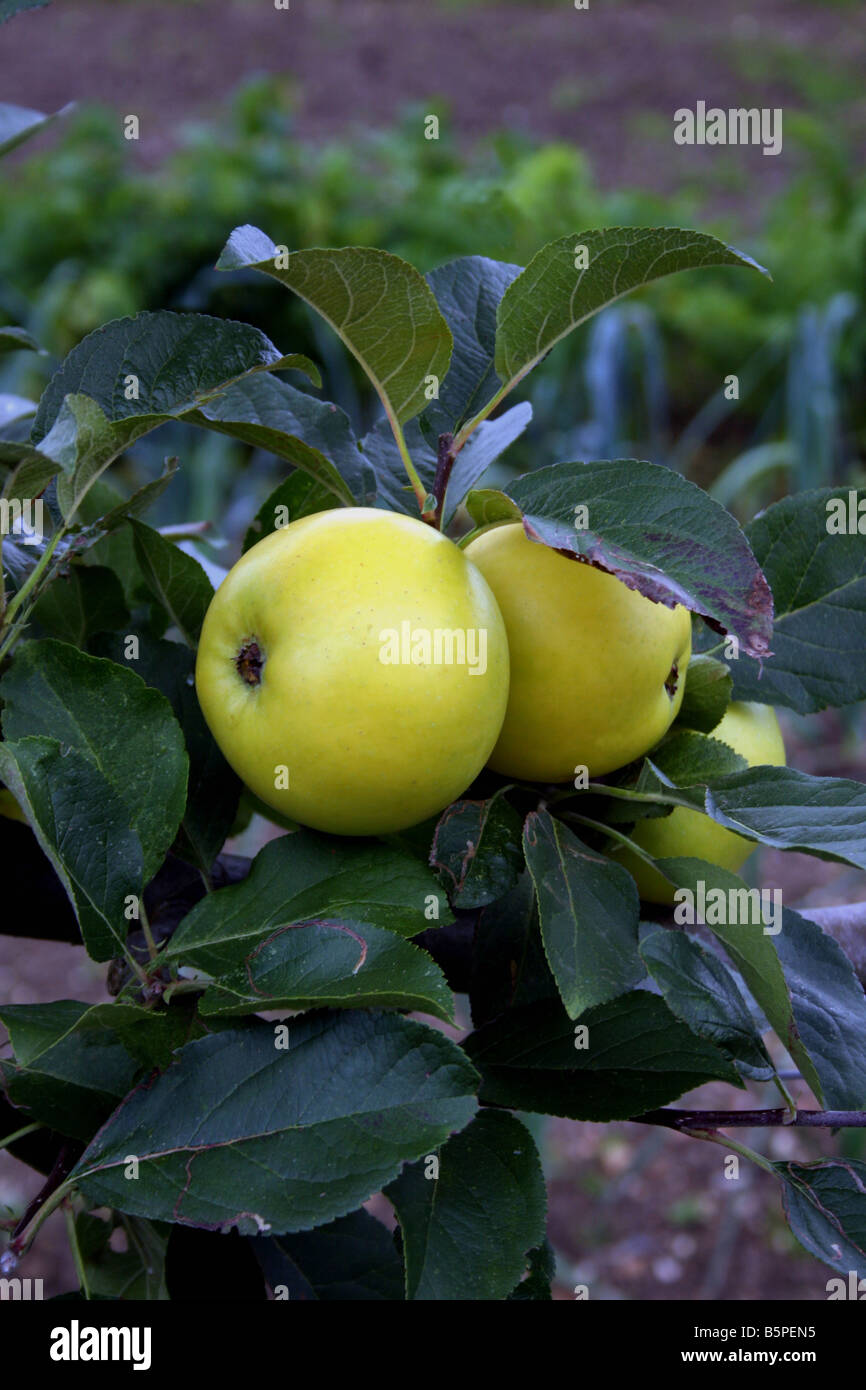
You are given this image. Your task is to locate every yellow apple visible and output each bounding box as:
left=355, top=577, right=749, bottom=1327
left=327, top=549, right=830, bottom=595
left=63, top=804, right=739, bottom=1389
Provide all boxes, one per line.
left=0, top=788, right=27, bottom=823
left=612, top=700, right=786, bottom=903
left=463, top=522, right=692, bottom=780
left=195, top=507, right=509, bottom=836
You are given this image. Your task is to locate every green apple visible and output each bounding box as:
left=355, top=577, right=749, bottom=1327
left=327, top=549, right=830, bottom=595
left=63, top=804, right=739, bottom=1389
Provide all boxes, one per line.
left=463, top=522, right=692, bottom=780
left=195, top=507, right=509, bottom=836
left=612, top=700, right=786, bottom=904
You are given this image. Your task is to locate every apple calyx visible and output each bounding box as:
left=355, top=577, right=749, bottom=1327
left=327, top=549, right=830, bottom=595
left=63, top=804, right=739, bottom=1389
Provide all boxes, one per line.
left=236, top=640, right=264, bottom=687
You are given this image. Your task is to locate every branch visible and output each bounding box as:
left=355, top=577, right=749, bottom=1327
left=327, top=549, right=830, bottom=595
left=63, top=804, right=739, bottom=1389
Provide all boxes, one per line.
left=799, top=902, right=866, bottom=982
left=649, top=899, right=866, bottom=985
left=633, top=1108, right=866, bottom=1132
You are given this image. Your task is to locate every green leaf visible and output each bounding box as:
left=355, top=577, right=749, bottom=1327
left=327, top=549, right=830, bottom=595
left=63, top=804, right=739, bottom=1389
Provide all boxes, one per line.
left=675, top=654, right=733, bottom=734
left=1, top=639, right=188, bottom=882
left=524, top=811, right=643, bottom=1019
left=76, top=1213, right=170, bottom=1301
left=0, top=326, right=40, bottom=354
left=707, top=489, right=866, bottom=713
left=32, top=565, right=128, bottom=646
left=469, top=874, right=558, bottom=1028
left=639, top=929, right=774, bottom=1081
left=649, top=728, right=747, bottom=785
left=386, top=1110, right=546, bottom=1301
left=634, top=861, right=823, bottom=1103
left=251, top=1209, right=403, bottom=1300
left=504, top=460, right=773, bottom=661
left=0, top=1001, right=140, bottom=1141
left=33, top=312, right=316, bottom=442
left=198, top=920, right=454, bottom=1024
left=218, top=226, right=453, bottom=428
left=0, top=99, right=70, bottom=156
left=69, top=458, right=181, bottom=540
left=491, top=227, right=767, bottom=424
left=423, top=255, right=522, bottom=435
left=167, top=831, right=452, bottom=975
left=680, top=765, right=866, bottom=871
left=464, top=488, right=523, bottom=529
left=772, top=906, right=866, bottom=1110
left=242, top=471, right=343, bottom=554
left=464, top=991, right=739, bottom=1120
left=90, top=632, right=239, bottom=874
left=186, top=373, right=364, bottom=505
left=777, top=1159, right=866, bottom=1283
left=0, top=736, right=142, bottom=960
left=129, top=519, right=213, bottom=646
left=30, top=312, right=315, bottom=519
left=430, top=789, right=524, bottom=909
left=0, top=998, right=189, bottom=1074
left=444, top=404, right=532, bottom=520
left=71, top=1014, right=479, bottom=1234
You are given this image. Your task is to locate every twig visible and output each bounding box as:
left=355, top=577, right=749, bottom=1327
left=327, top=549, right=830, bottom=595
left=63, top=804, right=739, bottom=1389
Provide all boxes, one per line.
left=0, top=1139, right=81, bottom=1270
left=429, top=432, right=456, bottom=529
left=633, top=1108, right=866, bottom=1131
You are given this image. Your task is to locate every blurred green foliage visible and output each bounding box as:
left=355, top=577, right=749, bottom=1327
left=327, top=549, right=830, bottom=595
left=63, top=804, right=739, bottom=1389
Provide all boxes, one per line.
left=0, top=76, right=862, bottom=527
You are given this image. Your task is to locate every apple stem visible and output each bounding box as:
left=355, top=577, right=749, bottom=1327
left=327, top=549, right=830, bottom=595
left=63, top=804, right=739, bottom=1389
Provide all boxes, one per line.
left=427, top=432, right=456, bottom=530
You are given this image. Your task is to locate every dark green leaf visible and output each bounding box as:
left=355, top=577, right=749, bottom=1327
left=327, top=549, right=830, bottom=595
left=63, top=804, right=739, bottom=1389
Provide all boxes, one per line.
left=72, top=1014, right=478, bottom=1233
left=464, top=991, right=739, bottom=1120
left=0, top=326, right=40, bottom=354
left=524, top=811, right=642, bottom=1019
left=186, top=372, right=364, bottom=505
left=423, top=255, right=522, bottom=435
left=129, top=519, right=213, bottom=645
left=198, top=920, right=454, bottom=1023
left=504, top=460, right=773, bottom=661
left=218, top=227, right=452, bottom=428
left=252, top=1209, right=403, bottom=1301
left=777, top=1159, right=866, bottom=1283
left=242, top=471, right=343, bottom=554
left=90, top=632, right=239, bottom=874
left=0, top=736, right=142, bottom=960
left=166, top=831, right=452, bottom=975
left=469, top=874, right=558, bottom=1028
left=0, top=1001, right=140, bottom=1140
left=508, top=1239, right=556, bottom=1300
left=493, top=227, right=767, bottom=423
left=639, top=929, right=774, bottom=1080
left=386, top=1110, right=546, bottom=1301
left=675, top=654, right=733, bottom=733
left=76, top=1213, right=170, bottom=1301
left=708, top=490, right=866, bottom=713
left=1, top=639, right=188, bottom=882
left=773, top=907, right=866, bottom=1110
left=431, top=789, right=523, bottom=909
left=683, top=765, right=866, bottom=871
left=32, top=565, right=128, bottom=646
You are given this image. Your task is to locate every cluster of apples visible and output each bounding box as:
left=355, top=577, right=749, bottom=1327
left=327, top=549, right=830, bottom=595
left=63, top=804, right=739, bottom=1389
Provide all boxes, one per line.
left=195, top=508, right=784, bottom=902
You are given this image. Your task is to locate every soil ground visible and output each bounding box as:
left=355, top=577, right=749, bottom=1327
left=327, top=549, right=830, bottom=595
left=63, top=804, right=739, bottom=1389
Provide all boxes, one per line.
left=0, top=0, right=863, bottom=207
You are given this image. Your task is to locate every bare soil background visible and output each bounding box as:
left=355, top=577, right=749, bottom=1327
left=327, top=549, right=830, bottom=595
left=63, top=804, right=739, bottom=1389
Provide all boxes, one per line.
left=0, top=0, right=863, bottom=206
